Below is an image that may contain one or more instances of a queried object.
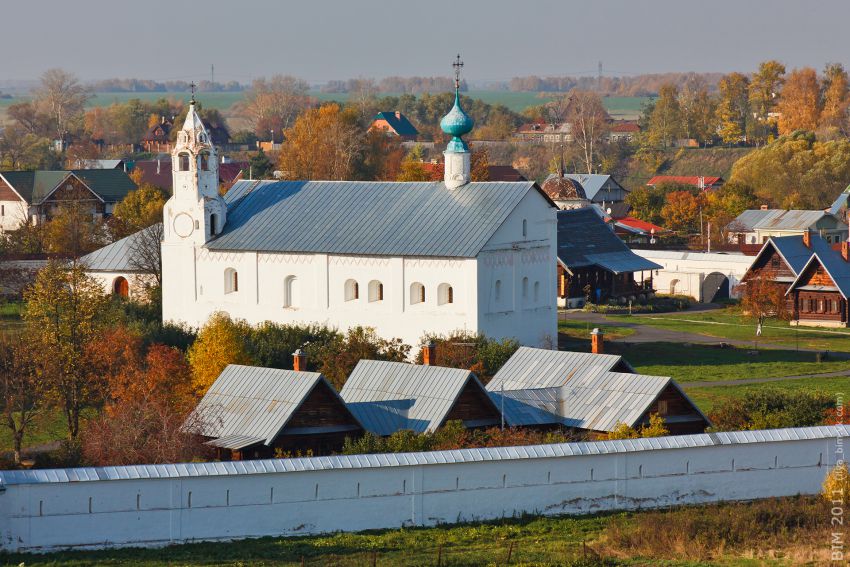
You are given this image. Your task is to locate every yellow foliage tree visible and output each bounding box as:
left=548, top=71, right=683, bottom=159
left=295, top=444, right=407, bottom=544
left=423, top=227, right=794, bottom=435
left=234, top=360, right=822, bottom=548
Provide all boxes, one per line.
left=112, top=184, right=166, bottom=237
left=606, top=413, right=669, bottom=440
left=777, top=67, right=821, bottom=135
left=277, top=103, right=362, bottom=180
left=823, top=462, right=850, bottom=505
left=186, top=312, right=254, bottom=393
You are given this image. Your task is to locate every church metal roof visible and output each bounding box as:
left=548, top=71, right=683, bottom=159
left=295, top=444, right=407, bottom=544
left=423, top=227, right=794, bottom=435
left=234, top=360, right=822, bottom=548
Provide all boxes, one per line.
left=79, top=223, right=160, bottom=272
left=208, top=180, right=543, bottom=257
left=2, top=426, right=846, bottom=485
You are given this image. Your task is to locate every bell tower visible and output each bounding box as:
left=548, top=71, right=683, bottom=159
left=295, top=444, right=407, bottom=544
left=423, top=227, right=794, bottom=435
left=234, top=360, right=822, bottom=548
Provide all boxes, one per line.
left=440, top=54, right=474, bottom=190
left=162, top=87, right=227, bottom=246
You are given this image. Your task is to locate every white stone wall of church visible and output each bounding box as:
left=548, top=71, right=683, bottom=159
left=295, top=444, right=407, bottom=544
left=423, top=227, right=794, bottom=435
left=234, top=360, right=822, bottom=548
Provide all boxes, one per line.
left=169, top=248, right=479, bottom=348
left=0, top=435, right=842, bottom=552
left=0, top=200, right=30, bottom=231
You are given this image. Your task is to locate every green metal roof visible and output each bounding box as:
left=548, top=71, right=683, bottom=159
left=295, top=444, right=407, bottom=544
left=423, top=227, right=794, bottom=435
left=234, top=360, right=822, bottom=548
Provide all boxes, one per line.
left=0, top=169, right=137, bottom=204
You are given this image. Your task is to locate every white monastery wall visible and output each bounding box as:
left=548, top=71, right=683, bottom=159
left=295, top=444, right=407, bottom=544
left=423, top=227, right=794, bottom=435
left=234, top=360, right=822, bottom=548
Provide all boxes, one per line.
left=89, top=271, right=156, bottom=301
left=634, top=249, right=752, bottom=301
left=0, top=201, right=29, bottom=232
left=0, top=427, right=844, bottom=553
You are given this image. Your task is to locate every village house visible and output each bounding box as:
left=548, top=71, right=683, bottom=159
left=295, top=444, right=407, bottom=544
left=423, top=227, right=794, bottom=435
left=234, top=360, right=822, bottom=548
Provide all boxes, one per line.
left=563, top=173, right=630, bottom=206
left=159, top=81, right=559, bottom=348
left=0, top=169, right=137, bottom=231
left=189, top=361, right=365, bottom=460
left=340, top=352, right=501, bottom=435
left=486, top=345, right=709, bottom=437
left=646, top=175, right=724, bottom=190
left=540, top=169, right=590, bottom=210
left=613, top=216, right=667, bottom=244
left=141, top=117, right=174, bottom=153
left=607, top=120, right=640, bottom=143
left=556, top=208, right=661, bottom=308
left=514, top=121, right=573, bottom=143
left=369, top=111, right=419, bottom=141
left=130, top=158, right=247, bottom=195
left=727, top=208, right=847, bottom=245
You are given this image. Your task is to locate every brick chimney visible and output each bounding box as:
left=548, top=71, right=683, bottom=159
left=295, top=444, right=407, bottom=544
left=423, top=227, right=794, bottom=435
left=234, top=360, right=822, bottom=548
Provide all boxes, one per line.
left=843, top=241, right=849, bottom=262
left=422, top=342, right=436, bottom=366
left=395, top=110, right=402, bottom=120
left=292, top=349, right=307, bottom=371
left=590, top=328, right=604, bottom=355
left=760, top=204, right=769, bottom=211
left=803, top=230, right=811, bottom=249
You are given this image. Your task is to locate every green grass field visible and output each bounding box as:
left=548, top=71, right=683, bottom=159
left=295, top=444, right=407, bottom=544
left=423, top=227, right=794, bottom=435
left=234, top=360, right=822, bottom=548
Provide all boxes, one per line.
left=683, top=375, right=850, bottom=413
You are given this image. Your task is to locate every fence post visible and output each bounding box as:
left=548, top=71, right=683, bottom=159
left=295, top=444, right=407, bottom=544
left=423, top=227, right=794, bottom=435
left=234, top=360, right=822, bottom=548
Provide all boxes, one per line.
left=437, top=543, right=443, bottom=566
left=506, top=541, right=515, bottom=563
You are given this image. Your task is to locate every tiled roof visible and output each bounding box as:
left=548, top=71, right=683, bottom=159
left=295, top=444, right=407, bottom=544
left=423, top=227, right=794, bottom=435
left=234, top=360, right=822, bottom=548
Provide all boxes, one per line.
left=374, top=112, right=419, bottom=137
left=208, top=179, right=549, bottom=257
left=340, top=360, right=494, bottom=435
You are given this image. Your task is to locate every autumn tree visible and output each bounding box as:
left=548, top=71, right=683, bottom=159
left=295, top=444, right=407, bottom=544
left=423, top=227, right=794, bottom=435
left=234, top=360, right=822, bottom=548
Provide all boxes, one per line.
left=747, top=60, right=785, bottom=144
left=307, top=326, right=410, bottom=389
left=34, top=68, right=91, bottom=139
left=647, top=83, right=683, bottom=147
left=111, top=183, right=166, bottom=238
left=417, top=330, right=519, bottom=384
left=679, top=76, right=716, bottom=145
left=819, top=63, right=849, bottom=134
left=43, top=202, right=108, bottom=256
left=704, top=181, right=759, bottom=242
left=0, top=339, right=46, bottom=464
left=563, top=90, right=610, bottom=173
left=716, top=72, right=750, bottom=144
left=277, top=104, right=363, bottom=180
left=606, top=414, right=669, bottom=440
left=776, top=67, right=821, bottom=135
left=247, top=148, right=274, bottom=180
left=625, top=185, right=668, bottom=225
left=359, top=129, right=405, bottom=181
left=24, top=261, right=110, bottom=439
left=236, top=75, right=312, bottom=140
left=186, top=312, right=254, bottom=393
left=661, top=190, right=703, bottom=235
left=396, top=144, right=438, bottom=181
left=738, top=275, right=790, bottom=331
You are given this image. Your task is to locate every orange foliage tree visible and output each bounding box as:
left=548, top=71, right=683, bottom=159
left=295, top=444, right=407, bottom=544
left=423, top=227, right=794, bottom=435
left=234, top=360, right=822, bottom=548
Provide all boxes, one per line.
left=777, top=67, right=822, bottom=135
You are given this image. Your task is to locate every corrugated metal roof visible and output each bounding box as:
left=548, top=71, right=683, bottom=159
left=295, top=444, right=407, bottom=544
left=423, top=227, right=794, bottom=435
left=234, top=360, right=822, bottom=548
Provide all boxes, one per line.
left=79, top=224, right=161, bottom=272
left=340, top=360, right=489, bottom=435
left=486, top=346, right=627, bottom=391
left=189, top=365, right=347, bottom=446
left=731, top=209, right=843, bottom=232
left=207, top=180, right=539, bottom=257
left=787, top=252, right=850, bottom=299
left=770, top=234, right=838, bottom=275
left=563, top=174, right=628, bottom=202
left=2, top=425, right=847, bottom=485
left=557, top=208, right=661, bottom=273
left=206, top=434, right=265, bottom=450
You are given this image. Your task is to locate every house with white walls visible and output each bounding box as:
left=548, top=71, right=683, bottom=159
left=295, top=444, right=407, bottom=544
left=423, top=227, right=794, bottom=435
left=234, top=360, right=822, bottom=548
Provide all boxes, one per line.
left=159, top=72, right=558, bottom=348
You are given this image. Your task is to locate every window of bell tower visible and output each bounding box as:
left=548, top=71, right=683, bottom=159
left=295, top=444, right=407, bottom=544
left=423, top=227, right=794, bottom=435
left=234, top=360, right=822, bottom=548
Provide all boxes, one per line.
left=200, top=151, right=210, bottom=171
left=178, top=153, right=190, bottom=171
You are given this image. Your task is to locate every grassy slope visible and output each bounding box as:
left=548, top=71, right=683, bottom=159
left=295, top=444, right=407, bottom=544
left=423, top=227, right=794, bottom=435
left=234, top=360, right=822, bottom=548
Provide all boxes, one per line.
left=620, top=147, right=755, bottom=191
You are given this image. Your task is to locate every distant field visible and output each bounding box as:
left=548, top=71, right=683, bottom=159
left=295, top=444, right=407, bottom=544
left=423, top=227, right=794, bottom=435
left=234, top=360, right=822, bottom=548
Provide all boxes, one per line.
left=0, top=91, right=652, bottom=119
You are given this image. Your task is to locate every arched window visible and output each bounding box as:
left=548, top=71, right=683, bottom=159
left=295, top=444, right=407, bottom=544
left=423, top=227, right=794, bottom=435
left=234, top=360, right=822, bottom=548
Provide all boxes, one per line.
left=533, top=281, right=540, bottom=303
left=225, top=268, right=238, bottom=294
left=410, top=282, right=425, bottom=305
left=284, top=275, right=298, bottom=308
left=209, top=213, right=217, bottom=236
left=438, top=283, right=454, bottom=305
left=495, top=280, right=502, bottom=302
left=178, top=153, right=190, bottom=171
left=200, top=151, right=210, bottom=171
left=112, top=276, right=129, bottom=297
left=522, top=219, right=527, bottom=238
left=368, top=280, right=384, bottom=302
left=522, top=277, right=529, bottom=299
left=344, top=279, right=359, bottom=301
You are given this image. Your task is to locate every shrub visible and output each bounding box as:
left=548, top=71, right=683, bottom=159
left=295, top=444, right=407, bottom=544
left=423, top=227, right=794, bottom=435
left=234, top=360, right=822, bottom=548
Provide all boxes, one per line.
left=307, top=326, right=410, bottom=389
left=709, top=389, right=834, bottom=431
left=417, top=330, right=519, bottom=384
left=823, top=463, right=850, bottom=505
left=606, top=414, right=669, bottom=440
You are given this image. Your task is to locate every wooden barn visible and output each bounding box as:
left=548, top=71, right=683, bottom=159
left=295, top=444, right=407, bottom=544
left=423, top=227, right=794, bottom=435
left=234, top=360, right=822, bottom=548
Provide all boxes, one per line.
left=340, top=358, right=501, bottom=436
left=486, top=346, right=709, bottom=437
left=188, top=363, right=364, bottom=460
left=557, top=208, right=662, bottom=308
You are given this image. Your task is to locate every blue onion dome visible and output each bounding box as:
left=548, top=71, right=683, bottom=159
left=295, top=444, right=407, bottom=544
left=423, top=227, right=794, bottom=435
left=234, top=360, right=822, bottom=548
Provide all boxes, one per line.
left=440, top=91, right=474, bottom=152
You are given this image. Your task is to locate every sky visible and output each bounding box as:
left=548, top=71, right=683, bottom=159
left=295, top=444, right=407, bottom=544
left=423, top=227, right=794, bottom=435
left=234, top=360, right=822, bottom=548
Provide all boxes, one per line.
left=2, top=1, right=848, bottom=85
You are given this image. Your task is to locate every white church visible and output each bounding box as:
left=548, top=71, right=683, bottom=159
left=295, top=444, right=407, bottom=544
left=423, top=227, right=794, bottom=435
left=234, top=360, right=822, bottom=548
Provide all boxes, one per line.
left=86, top=69, right=559, bottom=348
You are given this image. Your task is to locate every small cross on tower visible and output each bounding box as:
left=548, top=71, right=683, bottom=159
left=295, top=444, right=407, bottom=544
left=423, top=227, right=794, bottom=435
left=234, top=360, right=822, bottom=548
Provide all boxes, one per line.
left=189, top=82, right=197, bottom=103
left=453, top=54, right=464, bottom=90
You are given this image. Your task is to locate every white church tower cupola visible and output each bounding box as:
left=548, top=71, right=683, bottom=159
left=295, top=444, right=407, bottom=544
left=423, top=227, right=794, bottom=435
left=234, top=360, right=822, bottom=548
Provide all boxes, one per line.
left=163, top=86, right=227, bottom=245
left=440, top=55, right=474, bottom=190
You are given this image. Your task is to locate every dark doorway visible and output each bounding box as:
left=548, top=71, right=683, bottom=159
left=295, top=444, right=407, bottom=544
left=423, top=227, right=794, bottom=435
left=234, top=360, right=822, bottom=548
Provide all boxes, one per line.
left=702, top=272, right=729, bottom=303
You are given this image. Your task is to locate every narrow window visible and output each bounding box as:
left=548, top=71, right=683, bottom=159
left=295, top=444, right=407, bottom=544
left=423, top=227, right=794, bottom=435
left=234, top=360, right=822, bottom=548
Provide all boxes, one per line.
left=522, top=277, right=529, bottom=299
left=284, top=275, right=298, bottom=307
left=522, top=219, right=527, bottom=237
left=410, top=282, right=425, bottom=305
left=368, top=280, right=383, bottom=302
left=1, top=205, right=4, bottom=216
left=225, top=268, right=238, bottom=294
left=438, top=283, right=453, bottom=305
left=209, top=213, right=217, bottom=236
left=344, top=279, right=359, bottom=301
left=178, top=153, right=190, bottom=171
left=200, top=151, right=210, bottom=171
left=534, top=281, right=540, bottom=302
left=495, top=280, right=502, bottom=302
